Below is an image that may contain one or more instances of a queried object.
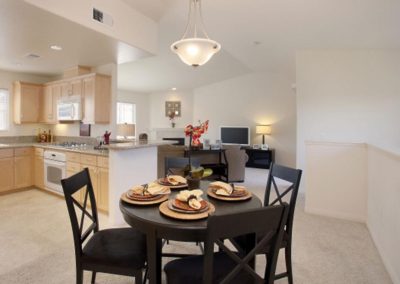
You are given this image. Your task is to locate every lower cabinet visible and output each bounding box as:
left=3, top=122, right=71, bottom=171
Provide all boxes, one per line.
left=14, top=155, right=32, bottom=189
left=33, top=156, right=44, bottom=189
left=97, top=167, right=109, bottom=212
left=66, top=156, right=109, bottom=213
left=0, top=157, right=15, bottom=193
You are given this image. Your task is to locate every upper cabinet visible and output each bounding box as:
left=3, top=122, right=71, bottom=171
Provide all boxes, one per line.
left=82, top=74, right=111, bottom=124
left=13, top=81, right=41, bottom=124
left=14, top=72, right=111, bottom=125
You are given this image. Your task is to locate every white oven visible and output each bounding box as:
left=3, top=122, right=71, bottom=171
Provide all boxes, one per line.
left=44, top=151, right=67, bottom=194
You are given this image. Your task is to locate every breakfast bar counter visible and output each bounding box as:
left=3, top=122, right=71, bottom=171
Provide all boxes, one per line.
left=108, top=140, right=173, bottom=225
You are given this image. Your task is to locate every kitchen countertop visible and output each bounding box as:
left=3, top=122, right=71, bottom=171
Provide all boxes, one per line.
left=106, top=140, right=174, bottom=150
left=0, top=142, right=109, bottom=156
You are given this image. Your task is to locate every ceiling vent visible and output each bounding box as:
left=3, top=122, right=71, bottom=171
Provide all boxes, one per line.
left=93, top=8, right=114, bottom=27
left=24, top=53, right=40, bottom=59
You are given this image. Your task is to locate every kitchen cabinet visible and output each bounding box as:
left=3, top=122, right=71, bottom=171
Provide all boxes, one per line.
left=33, top=148, right=44, bottom=189
left=14, top=147, right=33, bottom=189
left=0, top=149, right=14, bottom=193
left=65, top=152, right=109, bottom=213
left=61, top=79, right=82, bottom=98
left=40, top=84, right=58, bottom=124
left=13, top=81, right=41, bottom=124
left=33, top=156, right=44, bottom=189
left=82, top=74, right=111, bottom=124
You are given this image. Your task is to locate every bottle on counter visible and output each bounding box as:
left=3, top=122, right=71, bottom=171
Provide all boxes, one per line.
left=40, top=131, right=47, bottom=143
left=37, top=128, right=41, bottom=143
left=47, top=129, right=52, bottom=143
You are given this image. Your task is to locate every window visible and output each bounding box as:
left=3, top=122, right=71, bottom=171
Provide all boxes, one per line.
left=117, top=102, right=136, bottom=124
left=0, top=89, right=9, bottom=131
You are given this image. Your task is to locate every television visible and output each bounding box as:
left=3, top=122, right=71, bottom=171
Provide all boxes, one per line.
left=220, top=126, right=250, bottom=146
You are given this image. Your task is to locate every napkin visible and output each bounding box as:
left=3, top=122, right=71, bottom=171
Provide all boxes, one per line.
left=176, top=189, right=203, bottom=210
left=130, top=182, right=171, bottom=196
left=209, top=181, right=233, bottom=196
left=166, top=175, right=187, bottom=185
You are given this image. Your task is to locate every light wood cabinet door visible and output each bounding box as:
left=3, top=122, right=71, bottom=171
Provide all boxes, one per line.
left=98, top=167, right=109, bottom=212
left=67, top=168, right=82, bottom=203
left=13, top=81, right=41, bottom=124
left=0, top=157, right=14, bottom=192
left=33, top=156, right=44, bottom=189
left=81, top=164, right=99, bottom=207
left=82, top=75, right=110, bottom=124
left=70, top=79, right=82, bottom=97
left=14, top=155, right=32, bottom=189
left=41, top=85, right=57, bottom=124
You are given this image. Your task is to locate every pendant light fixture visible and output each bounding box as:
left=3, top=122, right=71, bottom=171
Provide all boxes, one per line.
left=171, top=0, right=221, bottom=67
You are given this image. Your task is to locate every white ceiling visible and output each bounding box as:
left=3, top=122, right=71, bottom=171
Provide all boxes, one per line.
left=0, top=0, right=150, bottom=76
left=118, top=0, right=400, bottom=92
left=1, top=0, right=400, bottom=91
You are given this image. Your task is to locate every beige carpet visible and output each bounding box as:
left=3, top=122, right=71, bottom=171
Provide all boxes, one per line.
left=0, top=168, right=392, bottom=283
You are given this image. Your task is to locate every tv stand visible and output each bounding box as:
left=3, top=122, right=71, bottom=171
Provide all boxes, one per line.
left=245, top=148, right=274, bottom=169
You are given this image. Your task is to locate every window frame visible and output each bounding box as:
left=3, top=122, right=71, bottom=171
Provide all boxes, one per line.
left=0, top=89, right=10, bottom=131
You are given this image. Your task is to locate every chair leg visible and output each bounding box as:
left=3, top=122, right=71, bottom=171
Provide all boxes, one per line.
left=143, top=267, right=148, bottom=284
left=76, top=269, right=83, bottom=284
left=134, top=270, right=143, bottom=284
left=285, top=244, right=294, bottom=284
left=91, top=271, right=96, bottom=284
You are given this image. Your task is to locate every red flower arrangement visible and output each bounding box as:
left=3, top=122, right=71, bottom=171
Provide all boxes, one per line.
left=184, top=120, right=209, bottom=146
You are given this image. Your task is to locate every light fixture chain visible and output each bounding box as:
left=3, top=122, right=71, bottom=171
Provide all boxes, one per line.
left=198, top=0, right=210, bottom=39
left=181, top=0, right=193, bottom=39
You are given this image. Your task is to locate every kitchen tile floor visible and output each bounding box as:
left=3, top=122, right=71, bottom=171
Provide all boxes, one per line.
left=0, top=168, right=392, bottom=283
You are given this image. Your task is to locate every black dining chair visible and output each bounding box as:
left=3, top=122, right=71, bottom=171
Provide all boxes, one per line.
left=233, top=163, right=302, bottom=283
left=61, top=168, right=147, bottom=284
left=164, top=204, right=289, bottom=284
left=164, top=157, right=201, bottom=176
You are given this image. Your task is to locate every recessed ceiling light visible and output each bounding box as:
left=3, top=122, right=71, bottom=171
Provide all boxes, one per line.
left=253, top=41, right=262, bottom=45
left=171, top=87, right=177, bottom=91
left=50, top=45, right=63, bottom=51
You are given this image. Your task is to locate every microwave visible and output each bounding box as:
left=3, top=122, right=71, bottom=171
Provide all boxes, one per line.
left=57, top=96, right=82, bottom=121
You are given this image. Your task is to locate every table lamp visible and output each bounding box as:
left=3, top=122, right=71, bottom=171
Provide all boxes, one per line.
left=117, top=123, right=135, bottom=139
left=256, top=125, right=271, bottom=144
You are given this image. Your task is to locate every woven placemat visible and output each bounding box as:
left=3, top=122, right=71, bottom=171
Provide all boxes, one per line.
left=207, top=188, right=252, bottom=201
left=159, top=200, right=215, bottom=220
left=121, top=193, right=169, bottom=205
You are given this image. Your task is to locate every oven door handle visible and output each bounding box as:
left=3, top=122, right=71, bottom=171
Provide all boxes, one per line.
left=44, top=159, right=66, bottom=167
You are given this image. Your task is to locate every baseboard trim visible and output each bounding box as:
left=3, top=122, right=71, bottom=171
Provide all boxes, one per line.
left=0, top=187, right=34, bottom=196
left=305, top=207, right=366, bottom=223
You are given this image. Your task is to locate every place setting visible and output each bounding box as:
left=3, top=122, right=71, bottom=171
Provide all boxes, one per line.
left=207, top=181, right=252, bottom=201
left=157, top=175, right=188, bottom=189
left=159, top=189, right=215, bottom=220
left=121, top=182, right=171, bottom=205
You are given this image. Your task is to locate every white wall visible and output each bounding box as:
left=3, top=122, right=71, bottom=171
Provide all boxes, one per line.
left=367, top=145, right=400, bottom=284
left=296, top=50, right=400, bottom=184
left=118, top=89, right=150, bottom=136
left=305, top=141, right=367, bottom=222
left=0, top=69, right=52, bottom=137
left=149, top=90, right=194, bottom=130
left=192, top=72, right=297, bottom=167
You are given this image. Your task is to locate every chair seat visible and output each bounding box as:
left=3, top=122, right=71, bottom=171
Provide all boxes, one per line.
left=82, top=228, right=146, bottom=273
left=233, top=231, right=289, bottom=254
left=164, top=251, right=254, bottom=284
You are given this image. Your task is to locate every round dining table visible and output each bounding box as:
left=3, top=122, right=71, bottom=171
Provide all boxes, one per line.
left=120, top=181, right=262, bottom=284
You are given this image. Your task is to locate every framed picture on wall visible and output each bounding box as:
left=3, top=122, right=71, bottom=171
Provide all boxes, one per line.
left=165, top=101, right=181, bottom=117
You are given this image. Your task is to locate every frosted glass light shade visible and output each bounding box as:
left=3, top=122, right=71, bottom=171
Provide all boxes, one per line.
left=256, top=125, right=271, bottom=135
left=171, top=38, right=221, bottom=67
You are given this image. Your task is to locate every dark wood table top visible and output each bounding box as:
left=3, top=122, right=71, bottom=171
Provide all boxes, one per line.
left=120, top=181, right=262, bottom=242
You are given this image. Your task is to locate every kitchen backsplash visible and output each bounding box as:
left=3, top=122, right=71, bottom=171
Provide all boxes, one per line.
left=0, top=135, right=98, bottom=145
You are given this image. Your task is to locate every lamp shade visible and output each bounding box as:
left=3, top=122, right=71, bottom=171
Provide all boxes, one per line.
left=256, top=125, right=271, bottom=135
left=171, top=38, right=221, bottom=67
left=117, top=123, right=135, bottom=138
